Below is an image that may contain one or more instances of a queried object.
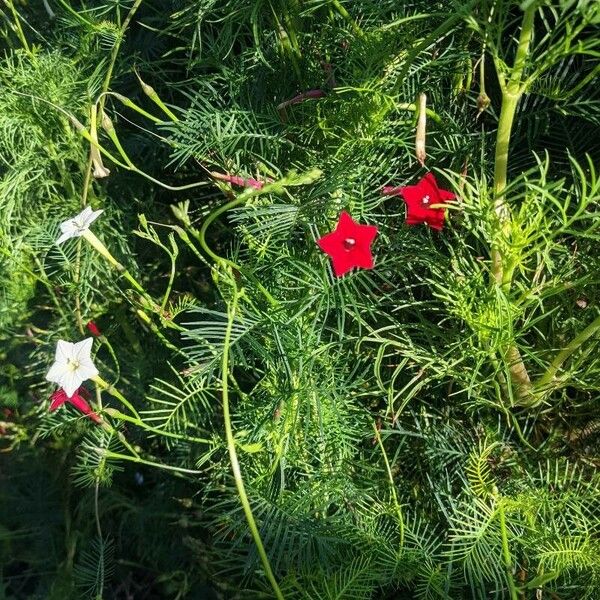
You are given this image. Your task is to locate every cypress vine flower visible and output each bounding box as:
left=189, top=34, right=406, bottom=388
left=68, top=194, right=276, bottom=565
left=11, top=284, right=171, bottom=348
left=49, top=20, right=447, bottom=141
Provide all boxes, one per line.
left=46, top=338, right=99, bottom=398
left=317, top=211, right=378, bottom=277
left=56, top=206, right=103, bottom=244
left=86, top=321, right=101, bottom=337
left=49, top=387, right=101, bottom=423
left=383, top=173, right=455, bottom=231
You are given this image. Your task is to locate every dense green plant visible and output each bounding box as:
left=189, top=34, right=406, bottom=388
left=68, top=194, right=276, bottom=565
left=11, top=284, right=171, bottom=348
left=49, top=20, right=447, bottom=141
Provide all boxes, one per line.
left=1, top=1, right=599, bottom=599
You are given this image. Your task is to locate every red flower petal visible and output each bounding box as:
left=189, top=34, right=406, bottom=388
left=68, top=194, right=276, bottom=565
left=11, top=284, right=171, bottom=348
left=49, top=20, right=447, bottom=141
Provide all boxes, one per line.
left=317, top=211, right=378, bottom=277
left=384, top=173, right=455, bottom=230
left=49, top=387, right=101, bottom=423
left=68, top=393, right=102, bottom=423
left=49, top=389, right=68, bottom=411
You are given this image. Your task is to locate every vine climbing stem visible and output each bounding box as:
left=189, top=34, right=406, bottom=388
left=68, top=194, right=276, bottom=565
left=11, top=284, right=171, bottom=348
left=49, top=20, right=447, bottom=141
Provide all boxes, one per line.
left=195, top=195, right=278, bottom=306
left=99, top=0, right=145, bottom=114
left=222, top=287, right=284, bottom=600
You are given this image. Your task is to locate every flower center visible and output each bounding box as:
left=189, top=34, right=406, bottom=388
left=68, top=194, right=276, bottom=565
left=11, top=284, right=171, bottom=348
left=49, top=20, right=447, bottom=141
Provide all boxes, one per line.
left=66, top=358, right=80, bottom=372
left=343, top=238, right=356, bottom=250
left=422, top=195, right=431, bottom=205
left=73, top=218, right=87, bottom=232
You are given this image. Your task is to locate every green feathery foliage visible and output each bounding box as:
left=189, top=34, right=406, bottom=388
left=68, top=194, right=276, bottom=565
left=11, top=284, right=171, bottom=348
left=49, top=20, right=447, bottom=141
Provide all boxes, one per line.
left=0, top=0, right=599, bottom=599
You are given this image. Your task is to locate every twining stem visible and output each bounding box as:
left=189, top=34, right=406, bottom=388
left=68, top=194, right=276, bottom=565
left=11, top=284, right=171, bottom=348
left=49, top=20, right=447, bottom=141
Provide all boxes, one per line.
left=373, top=424, right=404, bottom=548
left=71, top=114, right=211, bottom=191
left=10, top=90, right=206, bottom=192
left=99, top=420, right=139, bottom=458
left=531, top=313, right=600, bottom=400
left=490, top=5, right=536, bottom=401
left=82, top=230, right=154, bottom=302
left=99, top=0, right=145, bottom=114
left=222, top=289, right=284, bottom=600
left=196, top=196, right=278, bottom=306
left=497, top=495, right=518, bottom=600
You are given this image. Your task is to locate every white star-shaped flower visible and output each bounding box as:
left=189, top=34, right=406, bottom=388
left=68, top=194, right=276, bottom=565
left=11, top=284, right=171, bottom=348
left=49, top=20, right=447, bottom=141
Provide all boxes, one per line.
left=56, top=206, right=103, bottom=245
left=46, top=338, right=99, bottom=398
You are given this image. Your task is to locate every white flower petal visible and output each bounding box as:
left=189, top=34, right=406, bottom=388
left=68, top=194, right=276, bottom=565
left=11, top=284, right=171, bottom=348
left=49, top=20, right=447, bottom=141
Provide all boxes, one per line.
left=55, top=340, right=74, bottom=363
left=56, top=222, right=79, bottom=244
left=77, top=361, right=99, bottom=382
left=73, top=337, right=94, bottom=363
left=79, top=206, right=93, bottom=221
left=56, top=207, right=102, bottom=244
left=60, top=220, right=78, bottom=235
left=46, top=361, right=70, bottom=385
left=62, top=371, right=83, bottom=398
left=56, top=231, right=73, bottom=245
left=83, top=208, right=103, bottom=227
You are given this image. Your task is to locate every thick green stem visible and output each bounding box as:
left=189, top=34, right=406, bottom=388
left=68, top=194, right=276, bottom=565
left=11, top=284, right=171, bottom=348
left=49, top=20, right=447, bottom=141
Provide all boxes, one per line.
left=491, top=5, right=536, bottom=284
left=491, top=6, right=536, bottom=401
left=222, top=291, right=284, bottom=600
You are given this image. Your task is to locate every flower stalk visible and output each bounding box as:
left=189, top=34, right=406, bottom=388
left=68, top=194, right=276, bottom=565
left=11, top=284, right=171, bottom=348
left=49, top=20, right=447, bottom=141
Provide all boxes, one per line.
left=89, top=104, right=110, bottom=178
left=136, top=71, right=179, bottom=122
left=93, top=375, right=141, bottom=421
left=81, top=230, right=159, bottom=310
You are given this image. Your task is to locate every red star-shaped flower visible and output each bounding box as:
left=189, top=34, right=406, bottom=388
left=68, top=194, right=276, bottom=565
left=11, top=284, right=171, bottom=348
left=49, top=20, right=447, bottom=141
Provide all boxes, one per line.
left=317, top=211, right=378, bottom=277
left=49, top=387, right=101, bottom=423
left=383, top=173, right=455, bottom=231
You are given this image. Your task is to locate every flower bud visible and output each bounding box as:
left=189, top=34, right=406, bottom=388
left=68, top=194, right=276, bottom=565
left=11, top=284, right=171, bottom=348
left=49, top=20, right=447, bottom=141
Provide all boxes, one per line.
left=86, top=320, right=101, bottom=337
